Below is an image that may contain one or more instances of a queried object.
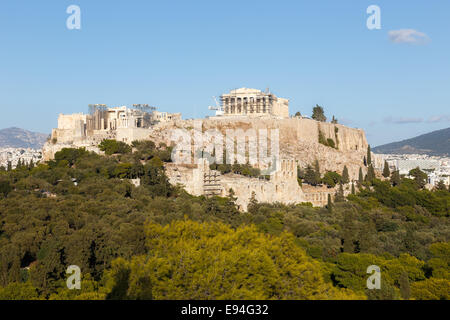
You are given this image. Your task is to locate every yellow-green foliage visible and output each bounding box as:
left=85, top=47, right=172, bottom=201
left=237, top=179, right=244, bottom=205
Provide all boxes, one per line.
left=0, top=281, right=40, bottom=300
left=332, top=252, right=427, bottom=298
left=411, top=278, right=450, bottom=300
left=48, top=275, right=108, bottom=300
left=104, top=220, right=364, bottom=300
left=426, top=242, right=450, bottom=280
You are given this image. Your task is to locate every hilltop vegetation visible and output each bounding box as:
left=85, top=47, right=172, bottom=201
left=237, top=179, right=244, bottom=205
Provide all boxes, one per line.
left=0, top=140, right=449, bottom=300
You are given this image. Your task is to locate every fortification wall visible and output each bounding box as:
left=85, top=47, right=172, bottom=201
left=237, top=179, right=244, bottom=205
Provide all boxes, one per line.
left=42, top=114, right=371, bottom=209
left=147, top=117, right=368, bottom=181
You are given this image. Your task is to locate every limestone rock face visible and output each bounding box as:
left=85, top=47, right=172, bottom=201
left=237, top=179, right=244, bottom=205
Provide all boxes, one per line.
left=43, top=115, right=370, bottom=208
left=146, top=117, right=368, bottom=181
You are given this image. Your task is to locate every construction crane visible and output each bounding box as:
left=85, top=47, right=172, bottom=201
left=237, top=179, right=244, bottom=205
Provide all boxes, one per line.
left=208, top=96, right=224, bottom=116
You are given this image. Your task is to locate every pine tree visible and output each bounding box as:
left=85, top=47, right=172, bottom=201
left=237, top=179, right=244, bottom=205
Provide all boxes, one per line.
left=382, top=160, right=390, bottom=178
left=399, top=272, right=411, bottom=300
left=248, top=191, right=258, bottom=213
left=313, top=160, right=321, bottom=185
left=351, top=182, right=355, bottom=195
left=367, top=145, right=372, bottom=166
left=342, top=213, right=355, bottom=253
left=228, top=188, right=237, bottom=204
left=334, top=183, right=345, bottom=202
left=342, top=165, right=349, bottom=184
left=358, top=167, right=363, bottom=186
left=304, top=165, right=316, bottom=185
left=435, top=180, right=447, bottom=191
left=391, top=170, right=400, bottom=186
left=312, top=105, right=326, bottom=122
left=7, top=161, right=12, bottom=171
left=367, top=164, right=376, bottom=183
left=327, top=194, right=333, bottom=213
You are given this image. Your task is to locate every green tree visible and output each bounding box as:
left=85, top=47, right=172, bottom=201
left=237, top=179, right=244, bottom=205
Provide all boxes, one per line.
left=327, top=194, right=333, bottom=213
left=358, top=167, right=364, bottom=186
left=342, top=165, right=349, bottom=184
left=411, top=278, right=450, bottom=300
left=334, top=183, right=345, bottom=202
left=304, top=165, right=316, bottom=185
left=0, top=282, right=39, bottom=300
left=435, top=180, right=447, bottom=191
left=331, top=115, right=338, bottom=124
left=367, top=145, right=372, bottom=166
left=382, top=161, right=390, bottom=178
left=248, top=191, right=258, bottom=214
left=391, top=170, right=400, bottom=187
left=409, top=167, right=428, bottom=189
left=367, top=165, right=376, bottom=183
left=54, top=148, right=88, bottom=166
left=109, top=220, right=363, bottom=300
left=399, top=272, right=411, bottom=300
left=314, top=160, right=321, bottom=185
left=427, top=242, right=450, bottom=280
left=312, top=105, right=326, bottom=122
left=0, top=180, right=12, bottom=198
left=322, top=171, right=342, bottom=188
left=99, top=139, right=132, bottom=155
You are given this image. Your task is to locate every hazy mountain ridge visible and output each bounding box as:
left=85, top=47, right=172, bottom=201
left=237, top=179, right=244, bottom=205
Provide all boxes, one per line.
left=373, top=127, right=450, bottom=156
left=0, top=127, right=49, bottom=149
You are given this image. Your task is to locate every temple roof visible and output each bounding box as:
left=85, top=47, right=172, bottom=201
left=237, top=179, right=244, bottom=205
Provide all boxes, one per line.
left=224, top=88, right=269, bottom=96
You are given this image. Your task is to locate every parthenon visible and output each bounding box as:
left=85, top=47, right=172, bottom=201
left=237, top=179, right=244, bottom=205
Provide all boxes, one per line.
left=220, top=88, right=289, bottom=118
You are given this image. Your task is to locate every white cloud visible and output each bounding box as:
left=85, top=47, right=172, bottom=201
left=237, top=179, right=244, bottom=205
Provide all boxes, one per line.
left=388, top=29, right=430, bottom=44
left=384, top=116, right=423, bottom=124
left=427, top=115, right=450, bottom=123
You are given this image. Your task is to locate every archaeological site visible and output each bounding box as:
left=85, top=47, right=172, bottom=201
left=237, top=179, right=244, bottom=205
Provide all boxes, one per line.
left=43, top=88, right=371, bottom=210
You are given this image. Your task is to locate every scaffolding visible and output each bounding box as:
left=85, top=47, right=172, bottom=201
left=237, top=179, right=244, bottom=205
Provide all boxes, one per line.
left=203, top=171, right=222, bottom=196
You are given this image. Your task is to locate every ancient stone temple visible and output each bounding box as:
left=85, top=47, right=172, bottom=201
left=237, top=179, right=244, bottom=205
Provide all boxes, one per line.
left=220, top=88, right=289, bottom=118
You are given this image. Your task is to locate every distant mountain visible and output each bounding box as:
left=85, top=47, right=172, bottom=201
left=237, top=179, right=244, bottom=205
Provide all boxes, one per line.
left=0, top=127, right=49, bottom=149
left=373, top=127, right=450, bottom=156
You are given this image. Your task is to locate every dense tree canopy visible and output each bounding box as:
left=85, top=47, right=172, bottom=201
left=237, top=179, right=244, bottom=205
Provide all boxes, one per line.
left=0, top=143, right=448, bottom=300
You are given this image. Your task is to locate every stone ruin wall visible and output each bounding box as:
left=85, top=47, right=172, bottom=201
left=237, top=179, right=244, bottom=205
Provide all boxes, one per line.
left=42, top=115, right=370, bottom=208
left=166, top=159, right=312, bottom=211
left=148, top=117, right=369, bottom=181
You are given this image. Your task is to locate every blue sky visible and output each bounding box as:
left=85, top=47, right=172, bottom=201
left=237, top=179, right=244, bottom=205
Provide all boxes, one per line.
left=0, top=0, right=449, bottom=146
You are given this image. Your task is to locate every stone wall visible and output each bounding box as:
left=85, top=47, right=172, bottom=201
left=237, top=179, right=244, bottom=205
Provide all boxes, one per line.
left=42, top=113, right=371, bottom=209
left=166, top=159, right=307, bottom=211
left=148, top=117, right=368, bottom=181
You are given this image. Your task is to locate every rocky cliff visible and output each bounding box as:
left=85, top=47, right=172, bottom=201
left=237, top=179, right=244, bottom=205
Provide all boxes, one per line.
left=147, top=117, right=369, bottom=180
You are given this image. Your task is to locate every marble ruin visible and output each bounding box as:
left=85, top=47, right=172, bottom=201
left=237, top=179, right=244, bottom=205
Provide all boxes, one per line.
left=219, top=88, right=289, bottom=118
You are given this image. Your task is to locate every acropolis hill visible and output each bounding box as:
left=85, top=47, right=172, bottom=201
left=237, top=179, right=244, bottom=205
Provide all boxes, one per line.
left=43, top=88, right=370, bottom=210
